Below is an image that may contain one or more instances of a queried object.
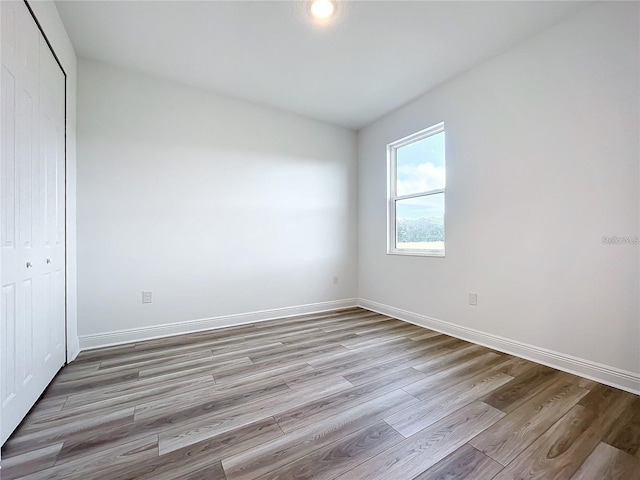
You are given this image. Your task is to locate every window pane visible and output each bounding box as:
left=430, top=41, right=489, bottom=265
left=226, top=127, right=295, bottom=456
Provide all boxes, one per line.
left=396, top=193, right=444, bottom=250
left=396, top=131, right=445, bottom=196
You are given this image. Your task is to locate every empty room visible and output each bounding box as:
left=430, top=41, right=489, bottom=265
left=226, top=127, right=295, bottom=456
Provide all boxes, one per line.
left=1, top=0, right=639, bottom=478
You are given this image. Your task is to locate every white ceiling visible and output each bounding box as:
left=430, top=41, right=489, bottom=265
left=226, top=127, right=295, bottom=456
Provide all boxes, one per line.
left=55, top=0, right=592, bottom=130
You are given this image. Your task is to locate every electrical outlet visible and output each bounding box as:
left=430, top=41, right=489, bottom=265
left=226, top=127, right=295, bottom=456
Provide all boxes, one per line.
left=469, top=293, right=478, bottom=306
left=332, top=276, right=339, bottom=285
left=142, top=291, right=153, bottom=304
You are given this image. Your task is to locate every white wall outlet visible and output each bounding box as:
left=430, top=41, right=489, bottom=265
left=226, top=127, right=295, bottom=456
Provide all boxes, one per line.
left=469, top=293, right=478, bottom=306
left=142, top=291, right=153, bottom=304
left=332, top=276, right=339, bottom=285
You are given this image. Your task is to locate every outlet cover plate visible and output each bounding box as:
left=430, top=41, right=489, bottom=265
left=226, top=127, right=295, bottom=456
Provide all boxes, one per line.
left=469, top=293, right=478, bottom=306
left=142, top=291, right=153, bottom=304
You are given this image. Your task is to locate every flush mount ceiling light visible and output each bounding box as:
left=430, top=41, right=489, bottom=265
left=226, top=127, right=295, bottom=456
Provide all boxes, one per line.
left=310, top=0, right=336, bottom=20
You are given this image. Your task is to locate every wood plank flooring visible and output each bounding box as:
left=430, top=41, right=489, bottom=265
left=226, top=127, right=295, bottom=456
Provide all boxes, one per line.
left=2, top=307, right=639, bottom=479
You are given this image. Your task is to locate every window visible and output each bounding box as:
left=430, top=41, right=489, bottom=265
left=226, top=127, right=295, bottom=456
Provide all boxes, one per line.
left=388, top=122, right=445, bottom=256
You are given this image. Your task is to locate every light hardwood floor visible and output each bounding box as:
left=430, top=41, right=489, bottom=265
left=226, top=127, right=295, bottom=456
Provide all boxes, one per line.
left=2, top=307, right=639, bottom=479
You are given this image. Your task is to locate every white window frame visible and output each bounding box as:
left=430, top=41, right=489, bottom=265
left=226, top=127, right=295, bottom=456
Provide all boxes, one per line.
left=387, top=122, right=445, bottom=257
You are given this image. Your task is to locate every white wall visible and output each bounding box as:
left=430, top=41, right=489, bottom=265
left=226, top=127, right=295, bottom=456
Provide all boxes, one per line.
left=27, top=0, right=79, bottom=360
left=77, top=58, right=357, bottom=344
left=358, top=2, right=640, bottom=386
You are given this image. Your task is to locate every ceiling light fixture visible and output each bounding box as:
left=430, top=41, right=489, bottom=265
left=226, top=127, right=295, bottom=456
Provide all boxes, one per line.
left=310, top=0, right=336, bottom=20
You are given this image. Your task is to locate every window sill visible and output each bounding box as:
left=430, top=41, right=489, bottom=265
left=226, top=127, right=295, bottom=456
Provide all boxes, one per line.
left=387, top=250, right=445, bottom=258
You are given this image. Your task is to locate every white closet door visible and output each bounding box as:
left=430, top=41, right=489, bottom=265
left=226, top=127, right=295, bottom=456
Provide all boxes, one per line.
left=1, top=0, right=66, bottom=445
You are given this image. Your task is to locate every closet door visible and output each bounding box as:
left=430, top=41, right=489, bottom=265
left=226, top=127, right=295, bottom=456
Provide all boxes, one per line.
left=1, top=0, right=66, bottom=445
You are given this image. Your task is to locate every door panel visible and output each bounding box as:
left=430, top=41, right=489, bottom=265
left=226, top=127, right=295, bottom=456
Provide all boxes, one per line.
left=1, top=284, right=16, bottom=407
left=1, top=0, right=66, bottom=445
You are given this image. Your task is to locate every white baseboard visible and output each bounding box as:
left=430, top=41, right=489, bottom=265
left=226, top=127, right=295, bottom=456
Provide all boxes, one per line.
left=79, top=298, right=358, bottom=351
left=358, top=298, right=640, bottom=395
left=66, top=339, right=80, bottom=363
